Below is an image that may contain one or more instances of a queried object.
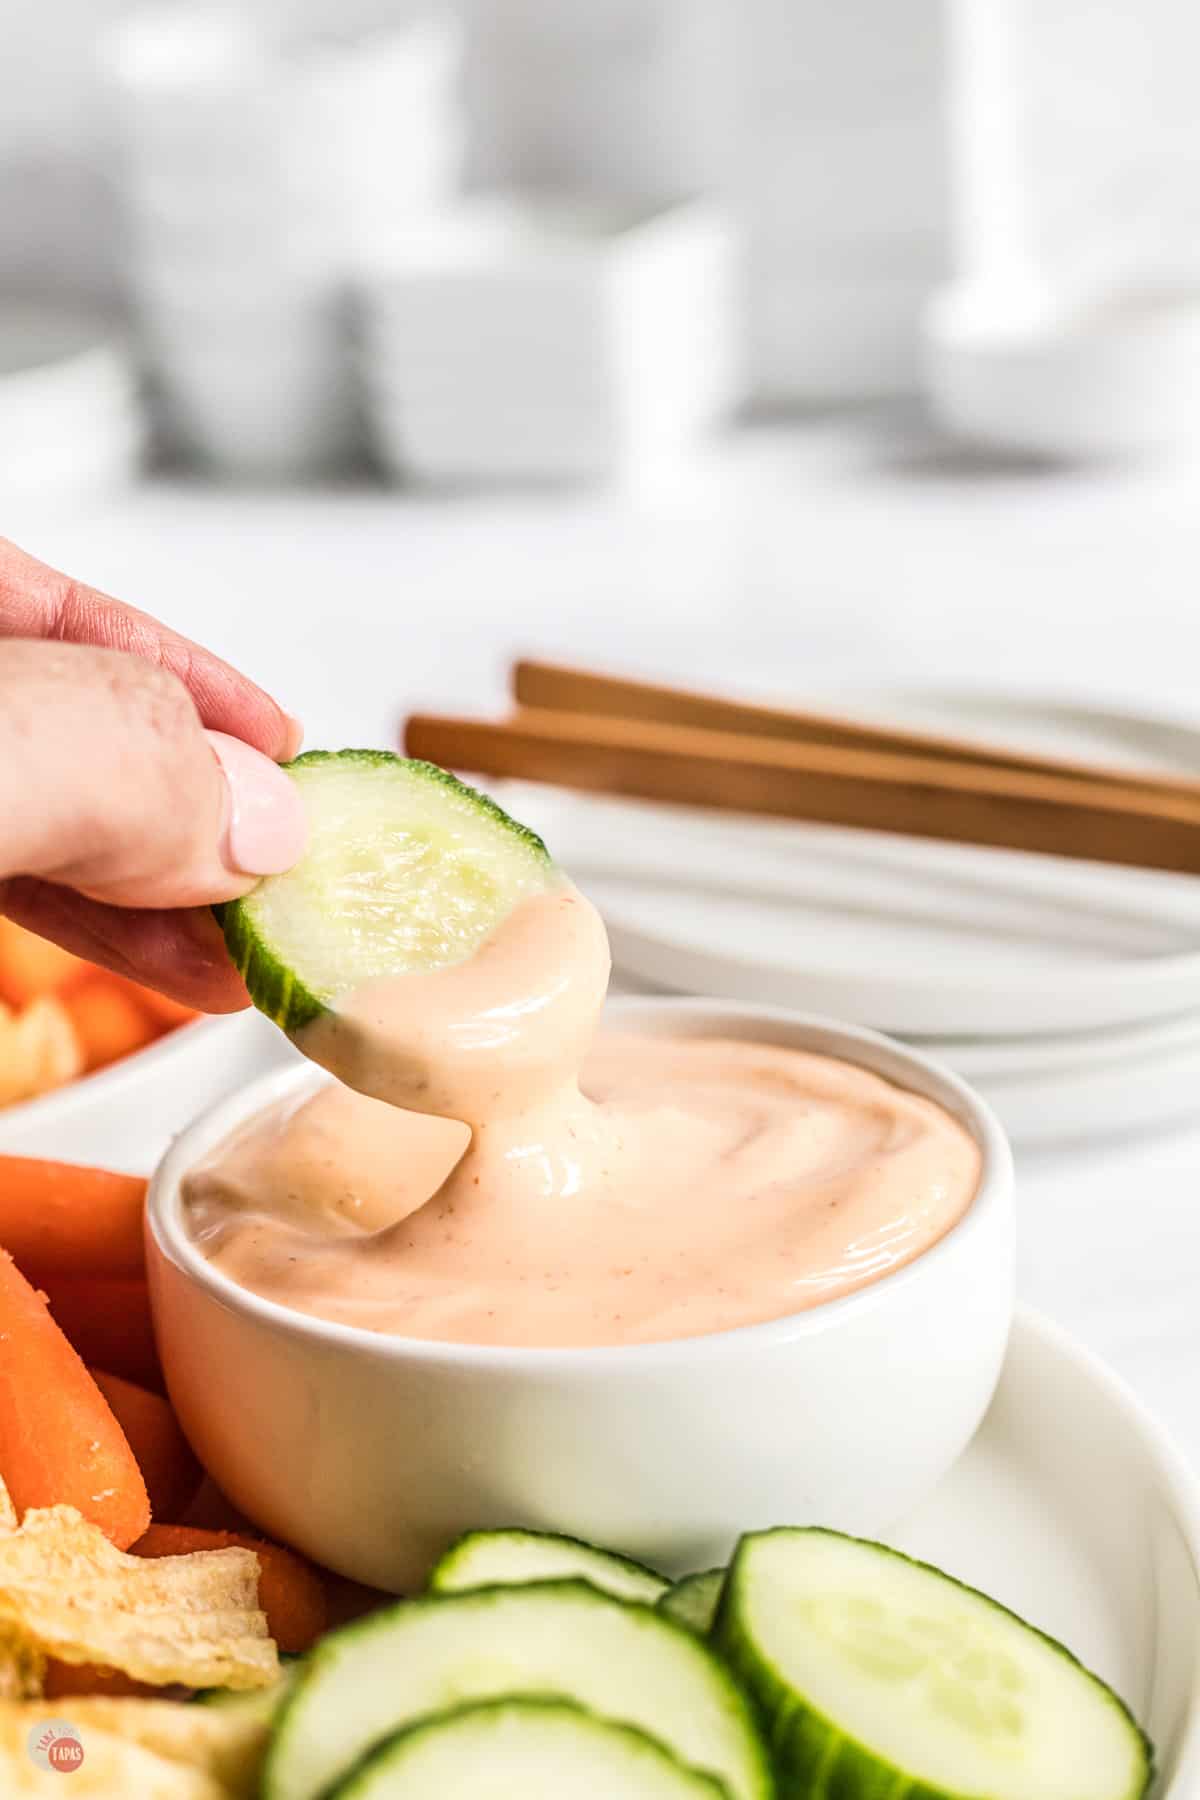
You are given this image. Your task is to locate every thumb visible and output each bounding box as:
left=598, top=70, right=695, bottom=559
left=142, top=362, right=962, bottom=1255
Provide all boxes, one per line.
left=0, top=641, right=307, bottom=907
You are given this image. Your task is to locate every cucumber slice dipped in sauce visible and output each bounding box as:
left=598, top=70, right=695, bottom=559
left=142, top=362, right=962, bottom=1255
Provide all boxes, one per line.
left=220, top=752, right=559, bottom=1036
left=715, top=1528, right=1152, bottom=1800
left=219, top=751, right=609, bottom=1115
left=328, top=1696, right=734, bottom=1799
left=430, top=1529, right=669, bottom=1607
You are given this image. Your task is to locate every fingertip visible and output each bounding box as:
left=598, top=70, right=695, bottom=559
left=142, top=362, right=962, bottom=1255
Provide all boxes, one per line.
left=206, top=731, right=309, bottom=878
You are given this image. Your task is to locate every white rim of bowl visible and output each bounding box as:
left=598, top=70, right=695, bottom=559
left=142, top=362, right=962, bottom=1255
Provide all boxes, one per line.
left=147, top=997, right=1014, bottom=1370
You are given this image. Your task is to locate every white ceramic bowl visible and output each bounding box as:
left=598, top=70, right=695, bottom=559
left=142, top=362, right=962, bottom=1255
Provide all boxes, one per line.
left=146, top=999, right=1014, bottom=1590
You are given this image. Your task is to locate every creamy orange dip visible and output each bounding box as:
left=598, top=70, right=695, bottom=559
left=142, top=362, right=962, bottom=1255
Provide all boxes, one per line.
left=184, top=886, right=980, bottom=1346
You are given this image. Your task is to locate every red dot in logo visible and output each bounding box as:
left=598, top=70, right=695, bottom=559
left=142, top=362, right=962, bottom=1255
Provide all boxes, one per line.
left=48, top=1734, right=83, bottom=1772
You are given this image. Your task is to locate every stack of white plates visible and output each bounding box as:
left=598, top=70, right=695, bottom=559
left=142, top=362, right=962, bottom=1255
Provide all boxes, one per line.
left=102, top=6, right=462, bottom=479
left=494, top=687, right=1200, bottom=1146
left=0, top=305, right=144, bottom=501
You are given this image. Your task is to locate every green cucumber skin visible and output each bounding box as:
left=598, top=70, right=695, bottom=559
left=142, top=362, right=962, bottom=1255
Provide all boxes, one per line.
left=714, top=1529, right=1154, bottom=1800
left=217, top=750, right=552, bottom=1036
left=217, top=890, right=326, bottom=1036
left=430, top=1527, right=670, bottom=1604
left=660, top=1570, right=725, bottom=1636
left=330, top=1695, right=734, bottom=1799
left=281, top=751, right=552, bottom=866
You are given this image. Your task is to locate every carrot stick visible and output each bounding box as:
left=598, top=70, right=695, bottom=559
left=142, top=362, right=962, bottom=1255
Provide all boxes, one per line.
left=0, top=919, right=87, bottom=1007
left=89, top=1371, right=201, bottom=1523
left=322, top=1573, right=392, bottom=1630
left=131, top=1524, right=328, bottom=1654
left=181, top=1476, right=256, bottom=1534
left=132, top=987, right=201, bottom=1030
left=65, top=979, right=161, bottom=1074
left=42, top=1662, right=162, bottom=1700
left=0, top=1158, right=146, bottom=1282
left=39, top=1275, right=162, bottom=1391
left=0, top=1250, right=149, bottom=1548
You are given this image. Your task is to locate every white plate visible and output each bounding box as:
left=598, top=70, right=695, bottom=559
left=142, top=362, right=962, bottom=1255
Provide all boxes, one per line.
left=966, top=1038, right=1200, bottom=1145
left=897, top=1306, right=1200, bottom=1794
left=0, top=1009, right=297, bottom=1171
left=923, top=1010, right=1200, bottom=1146
left=498, top=687, right=1200, bottom=1038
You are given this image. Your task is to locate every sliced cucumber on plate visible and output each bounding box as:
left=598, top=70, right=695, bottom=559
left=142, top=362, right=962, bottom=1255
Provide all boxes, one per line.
left=265, top=1580, right=769, bottom=1800
left=660, top=1569, right=725, bottom=1637
left=429, top=1528, right=669, bottom=1607
left=328, top=1695, right=732, bottom=1799
left=219, top=751, right=557, bottom=1035
left=715, top=1528, right=1153, bottom=1800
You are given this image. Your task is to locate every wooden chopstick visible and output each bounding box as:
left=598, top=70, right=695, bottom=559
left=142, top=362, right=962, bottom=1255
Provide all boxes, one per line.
left=403, top=705, right=1200, bottom=875
left=512, top=659, right=1200, bottom=803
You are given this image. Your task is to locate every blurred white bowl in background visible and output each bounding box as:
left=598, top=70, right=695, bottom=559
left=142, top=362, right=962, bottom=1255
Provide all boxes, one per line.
left=99, top=4, right=259, bottom=92
left=151, top=327, right=357, bottom=480
left=0, top=304, right=144, bottom=500
left=925, top=282, right=1200, bottom=459
left=360, top=196, right=735, bottom=484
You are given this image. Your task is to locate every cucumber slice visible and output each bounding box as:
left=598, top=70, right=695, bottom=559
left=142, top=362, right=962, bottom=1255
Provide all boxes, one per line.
left=429, top=1528, right=669, bottom=1606
left=660, top=1570, right=724, bottom=1636
left=219, top=751, right=556, bottom=1034
left=265, top=1580, right=769, bottom=1800
left=330, top=1695, right=733, bottom=1798
left=715, top=1528, right=1152, bottom=1800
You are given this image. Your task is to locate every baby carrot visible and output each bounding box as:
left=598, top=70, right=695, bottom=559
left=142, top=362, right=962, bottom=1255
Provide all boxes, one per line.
left=65, top=979, right=161, bottom=1074
left=182, top=1477, right=256, bottom=1534
left=0, top=1249, right=149, bottom=1548
left=131, top=1524, right=328, bottom=1654
left=323, top=1572, right=393, bottom=1630
left=42, top=1662, right=161, bottom=1700
left=39, top=1275, right=163, bottom=1391
left=0, top=919, right=87, bottom=1007
left=132, top=986, right=201, bottom=1030
left=0, top=1157, right=146, bottom=1282
left=89, top=1371, right=201, bottom=1523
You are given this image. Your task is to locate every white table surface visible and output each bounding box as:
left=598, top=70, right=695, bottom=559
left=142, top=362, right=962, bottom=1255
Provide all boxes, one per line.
left=7, top=407, right=1200, bottom=1473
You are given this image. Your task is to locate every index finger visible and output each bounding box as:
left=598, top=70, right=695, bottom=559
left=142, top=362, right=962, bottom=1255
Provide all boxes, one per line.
left=0, top=536, right=302, bottom=762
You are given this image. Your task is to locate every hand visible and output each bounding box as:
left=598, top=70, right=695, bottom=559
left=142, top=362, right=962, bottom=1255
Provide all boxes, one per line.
left=0, top=537, right=308, bottom=1012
